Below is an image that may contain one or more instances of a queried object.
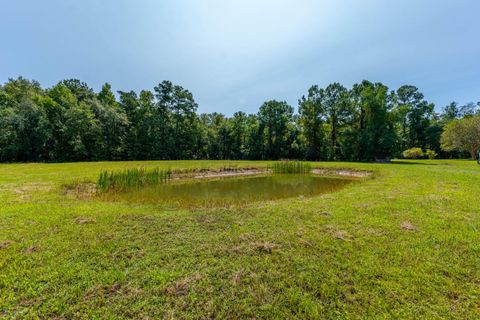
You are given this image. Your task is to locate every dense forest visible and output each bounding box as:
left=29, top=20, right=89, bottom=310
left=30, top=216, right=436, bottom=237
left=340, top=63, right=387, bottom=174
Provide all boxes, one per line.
left=0, top=77, right=478, bottom=162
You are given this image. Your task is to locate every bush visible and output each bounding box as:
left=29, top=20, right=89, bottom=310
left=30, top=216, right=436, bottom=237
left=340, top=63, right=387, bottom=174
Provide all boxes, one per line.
left=402, top=148, right=424, bottom=159
left=425, top=149, right=438, bottom=160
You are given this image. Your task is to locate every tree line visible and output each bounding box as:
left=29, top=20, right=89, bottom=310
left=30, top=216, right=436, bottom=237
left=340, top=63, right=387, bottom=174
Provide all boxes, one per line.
left=0, top=77, right=478, bottom=162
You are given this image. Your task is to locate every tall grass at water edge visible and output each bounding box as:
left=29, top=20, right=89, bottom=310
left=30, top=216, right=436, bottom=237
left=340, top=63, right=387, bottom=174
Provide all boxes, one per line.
left=271, top=161, right=312, bottom=174
left=97, top=162, right=310, bottom=193
left=97, top=167, right=171, bottom=193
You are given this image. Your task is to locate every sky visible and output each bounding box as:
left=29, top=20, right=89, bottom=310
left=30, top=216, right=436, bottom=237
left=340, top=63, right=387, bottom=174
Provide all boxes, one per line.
left=1, top=0, right=479, bottom=115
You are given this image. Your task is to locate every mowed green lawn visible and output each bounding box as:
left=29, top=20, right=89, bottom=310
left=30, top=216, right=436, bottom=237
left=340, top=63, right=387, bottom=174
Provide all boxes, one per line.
left=1, top=160, right=479, bottom=319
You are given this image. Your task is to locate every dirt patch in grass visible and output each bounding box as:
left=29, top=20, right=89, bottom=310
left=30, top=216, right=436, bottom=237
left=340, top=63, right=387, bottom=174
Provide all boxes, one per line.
left=7, top=182, right=54, bottom=202
left=180, top=168, right=265, bottom=180
left=227, top=237, right=278, bottom=255
left=318, top=211, right=332, bottom=217
left=24, top=245, right=38, bottom=254
left=103, top=283, right=123, bottom=296
left=254, top=241, right=277, bottom=253
left=355, top=203, right=373, bottom=209
left=63, top=182, right=96, bottom=200
left=312, top=168, right=373, bottom=178
left=109, top=247, right=146, bottom=261
left=333, top=230, right=352, bottom=241
left=83, top=283, right=142, bottom=300
left=182, top=167, right=372, bottom=179
left=19, top=297, right=44, bottom=307
left=0, top=240, right=14, bottom=249
left=12, top=182, right=53, bottom=194
left=324, top=224, right=353, bottom=241
left=295, top=228, right=305, bottom=237
left=364, top=227, right=386, bottom=237
left=238, top=233, right=256, bottom=242
left=230, top=245, right=244, bottom=254
left=195, top=213, right=223, bottom=225
left=166, top=273, right=202, bottom=296
left=232, top=270, right=246, bottom=285
left=122, top=214, right=157, bottom=222
left=74, top=216, right=96, bottom=224
left=401, top=221, right=418, bottom=231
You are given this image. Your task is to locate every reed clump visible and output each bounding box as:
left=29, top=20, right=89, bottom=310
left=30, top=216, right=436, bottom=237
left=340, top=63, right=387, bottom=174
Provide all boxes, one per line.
left=272, top=161, right=312, bottom=174
left=97, top=167, right=171, bottom=193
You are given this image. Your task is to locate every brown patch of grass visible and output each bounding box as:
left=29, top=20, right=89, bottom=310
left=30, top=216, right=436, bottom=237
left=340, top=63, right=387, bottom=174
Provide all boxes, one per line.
left=195, top=213, right=221, bottom=225
left=19, top=297, right=43, bottom=307
left=166, top=273, right=202, bottom=296
left=24, top=246, right=38, bottom=254
left=63, top=181, right=96, bottom=200
left=74, top=216, right=96, bottom=224
left=254, top=242, right=276, bottom=253
left=84, top=283, right=122, bottom=300
left=238, top=233, right=255, bottom=242
left=312, top=168, right=372, bottom=178
left=232, top=269, right=246, bottom=285
left=12, top=182, right=53, bottom=194
left=333, top=230, right=351, bottom=241
left=109, top=248, right=145, bottom=261
left=401, top=221, right=418, bottom=231
left=298, top=239, right=314, bottom=247
left=122, top=214, right=156, bottom=222
left=84, top=283, right=143, bottom=301
left=0, top=240, right=14, bottom=249
left=318, top=211, right=332, bottom=217
left=324, top=224, right=353, bottom=241
left=106, top=283, right=122, bottom=295
left=230, top=240, right=278, bottom=255
left=230, top=246, right=244, bottom=254
left=323, top=224, right=335, bottom=232
left=425, top=194, right=450, bottom=201
left=364, top=227, right=386, bottom=237
left=171, top=167, right=264, bottom=180
left=295, top=228, right=304, bottom=237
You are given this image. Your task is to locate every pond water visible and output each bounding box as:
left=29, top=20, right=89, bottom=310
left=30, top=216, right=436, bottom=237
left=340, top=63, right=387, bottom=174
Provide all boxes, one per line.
left=104, top=174, right=355, bottom=207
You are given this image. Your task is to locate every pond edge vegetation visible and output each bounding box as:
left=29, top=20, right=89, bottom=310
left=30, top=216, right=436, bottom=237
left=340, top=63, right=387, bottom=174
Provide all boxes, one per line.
left=97, top=168, right=172, bottom=193
left=92, top=161, right=372, bottom=195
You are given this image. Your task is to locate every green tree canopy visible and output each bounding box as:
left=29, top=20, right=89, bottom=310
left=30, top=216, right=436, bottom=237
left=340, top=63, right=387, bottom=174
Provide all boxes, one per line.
left=441, top=115, right=480, bottom=159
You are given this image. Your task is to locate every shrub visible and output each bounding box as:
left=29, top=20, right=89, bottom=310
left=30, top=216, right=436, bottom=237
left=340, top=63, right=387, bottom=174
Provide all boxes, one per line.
left=425, top=149, right=438, bottom=160
left=402, top=148, right=424, bottom=159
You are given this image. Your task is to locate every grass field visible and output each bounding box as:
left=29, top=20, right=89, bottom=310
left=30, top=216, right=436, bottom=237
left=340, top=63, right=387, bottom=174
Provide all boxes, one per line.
left=1, top=160, right=479, bottom=319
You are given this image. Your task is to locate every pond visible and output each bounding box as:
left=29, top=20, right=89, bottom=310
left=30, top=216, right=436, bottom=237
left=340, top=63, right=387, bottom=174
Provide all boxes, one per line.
left=102, top=174, right=355, bottom=207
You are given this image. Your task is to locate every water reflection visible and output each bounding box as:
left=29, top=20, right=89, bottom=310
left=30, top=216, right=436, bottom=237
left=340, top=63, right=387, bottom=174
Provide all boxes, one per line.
left=105, top=174, right=354, bottom=207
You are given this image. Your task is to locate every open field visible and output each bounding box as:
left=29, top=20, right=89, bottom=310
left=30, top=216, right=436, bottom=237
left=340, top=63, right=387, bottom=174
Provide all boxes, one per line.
left=1, top=160, right=479, bottom=319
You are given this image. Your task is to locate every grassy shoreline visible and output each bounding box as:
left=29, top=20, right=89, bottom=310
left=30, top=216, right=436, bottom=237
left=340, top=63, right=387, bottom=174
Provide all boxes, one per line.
left=1, top=160, right=479, bottom=319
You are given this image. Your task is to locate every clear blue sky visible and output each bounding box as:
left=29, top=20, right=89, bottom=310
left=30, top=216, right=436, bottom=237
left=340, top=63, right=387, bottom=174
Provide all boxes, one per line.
left=1, top=0, right=479, bottom=115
